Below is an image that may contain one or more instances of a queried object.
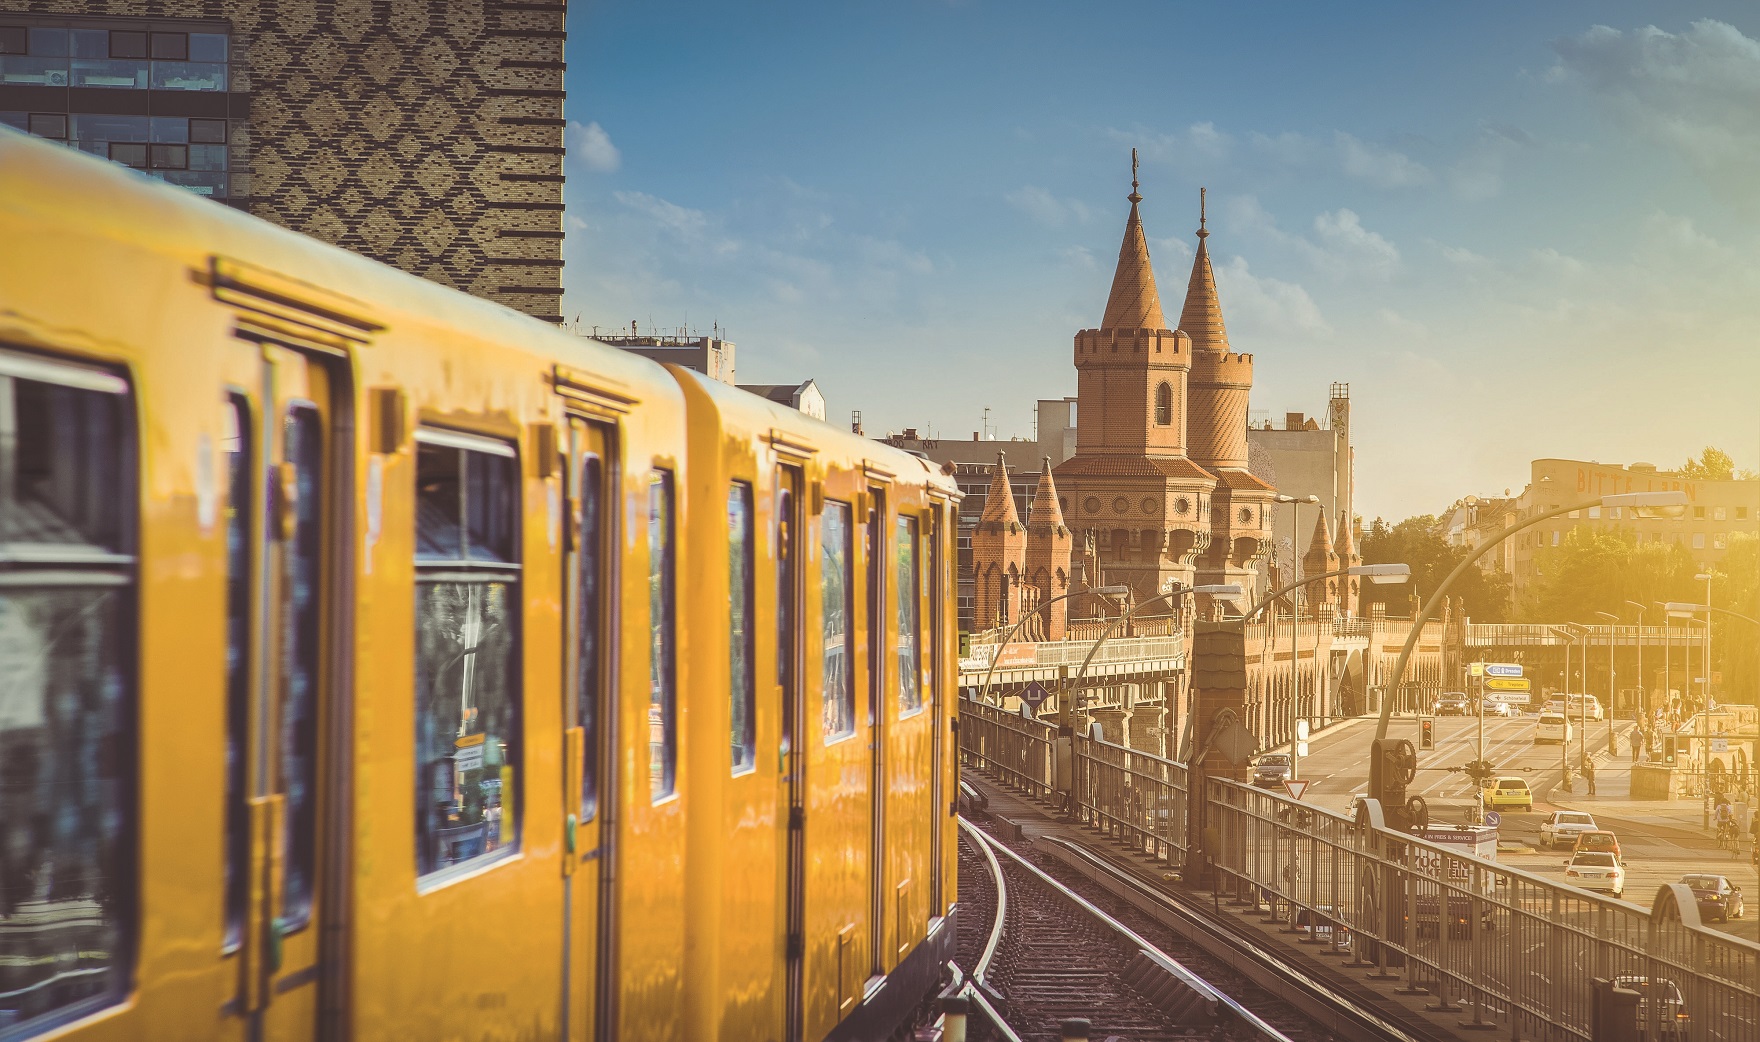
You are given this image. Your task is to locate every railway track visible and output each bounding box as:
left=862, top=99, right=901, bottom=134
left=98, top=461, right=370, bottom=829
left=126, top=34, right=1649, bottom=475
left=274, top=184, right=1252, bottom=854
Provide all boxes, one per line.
left=957, top=817, right=1324, bottom=1041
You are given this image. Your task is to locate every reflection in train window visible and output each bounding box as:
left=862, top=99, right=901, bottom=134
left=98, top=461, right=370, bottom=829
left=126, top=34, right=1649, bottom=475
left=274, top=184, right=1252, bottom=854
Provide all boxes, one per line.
left=728, top=482, right=756, bottom=773
left=648, top=472, right=677, bottom=800
left=413, top=434, right=521, bottom=877
left=896, top=515, right=922, bottom=714
left=821, top=501, right=854, bottom=738
left=0, top=357, right=136, bottom=1033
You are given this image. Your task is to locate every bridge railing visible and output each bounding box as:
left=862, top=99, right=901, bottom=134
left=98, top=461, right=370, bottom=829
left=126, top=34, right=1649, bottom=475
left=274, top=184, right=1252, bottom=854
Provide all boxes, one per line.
left=1071, top=734, right=1189, bottom=864
left=1205, top=777, right=1760, bottom=1041
left=957, top=696, right=1056, bottom=798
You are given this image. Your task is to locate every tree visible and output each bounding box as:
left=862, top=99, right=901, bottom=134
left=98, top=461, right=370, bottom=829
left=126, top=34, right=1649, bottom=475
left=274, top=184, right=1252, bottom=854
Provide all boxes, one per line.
left=1681, top=446, right=1736, bottom=481
left=1360, top=515, right=1511, bottom=622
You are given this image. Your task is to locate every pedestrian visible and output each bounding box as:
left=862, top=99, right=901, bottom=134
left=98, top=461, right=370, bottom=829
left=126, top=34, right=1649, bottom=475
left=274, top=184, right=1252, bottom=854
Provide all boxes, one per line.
left=1631, top=732, right=1641, bottom=765
left=1584, top=758, right=1597, bottom=796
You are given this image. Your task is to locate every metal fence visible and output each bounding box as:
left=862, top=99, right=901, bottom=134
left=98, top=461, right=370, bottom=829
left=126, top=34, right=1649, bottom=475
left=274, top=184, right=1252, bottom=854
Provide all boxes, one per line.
left=958, top=696, right=1056, bottom=798
left=1071, top=733, right=1189, bottom=864
left=1205, top=777, right=1760, bottom=1041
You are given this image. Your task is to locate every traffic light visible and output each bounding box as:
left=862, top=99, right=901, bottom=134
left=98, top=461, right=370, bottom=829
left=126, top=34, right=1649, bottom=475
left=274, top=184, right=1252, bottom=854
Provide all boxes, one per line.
left=1420, top=718, right=1435, bottom=751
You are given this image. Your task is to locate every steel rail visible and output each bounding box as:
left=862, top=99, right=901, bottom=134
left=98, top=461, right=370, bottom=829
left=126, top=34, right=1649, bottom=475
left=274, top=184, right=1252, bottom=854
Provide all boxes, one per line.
left=956, top=817, right=1010, bottom=986
left=965, top=822, right=1297, bottom=1042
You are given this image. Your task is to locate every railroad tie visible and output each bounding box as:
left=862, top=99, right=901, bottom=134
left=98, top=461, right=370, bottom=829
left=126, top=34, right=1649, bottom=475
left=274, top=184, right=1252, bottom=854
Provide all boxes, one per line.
left=1119, top=950, right=1219, bottom=1025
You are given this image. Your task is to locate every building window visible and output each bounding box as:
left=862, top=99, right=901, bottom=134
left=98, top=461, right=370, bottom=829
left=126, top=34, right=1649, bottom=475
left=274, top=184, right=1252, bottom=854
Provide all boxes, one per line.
left=1714, top=506, right=1727, bottom=521
left=1739, top=507, right=1750, bottom=521
left=1608, top=507, right=1622, bottom=519
left=1551, top=531, right=1559, bottom=546
left=414, top=433, right=522, bottom=878
left=1154, top=382, right=1172, bottom=425
left=1, top=18, right=234, bottom=199
left=1714, top=533, right=1727, bottom=550
left=1587, top=506, right=1600, bottom=519
left=1693, top=533, right=1706, bottom=549
left=1694, top=506, right=1706, bottom=519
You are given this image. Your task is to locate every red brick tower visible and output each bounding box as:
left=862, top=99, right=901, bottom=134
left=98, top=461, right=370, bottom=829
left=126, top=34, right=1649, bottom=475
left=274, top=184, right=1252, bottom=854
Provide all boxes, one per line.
left=1024, top=457, right=1074, bottom=640
left=1302, top=511, right=1340, bottom=612
left=1054, top=153, right=1215, bottom=605
left=971, top=452, right=1027, bottom=630
left=1179, top=189, right=1274, bottom=602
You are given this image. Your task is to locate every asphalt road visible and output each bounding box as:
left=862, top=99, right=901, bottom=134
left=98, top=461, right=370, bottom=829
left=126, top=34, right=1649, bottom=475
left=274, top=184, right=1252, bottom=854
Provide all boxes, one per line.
left=1286, top=712, right=1760, bottom=942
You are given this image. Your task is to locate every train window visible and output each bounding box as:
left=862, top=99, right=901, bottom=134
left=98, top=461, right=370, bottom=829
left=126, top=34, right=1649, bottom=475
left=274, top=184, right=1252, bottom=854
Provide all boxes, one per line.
left=0, top=354, right=136, bottom=1033
left=222, top=396, right=250, bottom=952
left=821, top=501, right=854, bottom=738
left=647, top=471, right=677, bottom=800
left=576, top=453, right=603, bottom=822
left=896, top=515, right=922, bottom=714
left=727, top=482, right=756, bottom=773
left=279, top=407, right=322, bottom=926
left=413, top=432, right=521, bottom=879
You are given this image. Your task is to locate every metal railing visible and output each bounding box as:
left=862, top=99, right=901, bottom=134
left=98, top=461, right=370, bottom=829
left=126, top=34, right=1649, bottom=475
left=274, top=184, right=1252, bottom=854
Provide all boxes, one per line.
left=957, top=696, right=1056, bottom=798
left=1071, top=733, right=1189, bottom=864
left=1205, top=778, right=1760, bottom=1041
left=1468, top=623, right=1707, bottom=647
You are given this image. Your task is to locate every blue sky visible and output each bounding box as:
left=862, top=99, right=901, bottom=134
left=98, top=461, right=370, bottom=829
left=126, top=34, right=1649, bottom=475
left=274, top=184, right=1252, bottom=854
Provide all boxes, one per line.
left=560, top=2, right=1760, bottom=521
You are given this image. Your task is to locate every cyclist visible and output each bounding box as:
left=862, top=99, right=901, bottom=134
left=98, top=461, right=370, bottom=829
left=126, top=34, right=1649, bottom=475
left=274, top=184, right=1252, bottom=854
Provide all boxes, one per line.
left=1715, top=798, right=1737, bottom=849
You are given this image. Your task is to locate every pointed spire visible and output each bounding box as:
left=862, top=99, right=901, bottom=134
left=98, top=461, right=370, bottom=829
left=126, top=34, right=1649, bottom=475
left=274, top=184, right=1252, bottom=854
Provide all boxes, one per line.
left=1027, top=456, right=1066, bottom=529
left=1100, top=149, right=1168, bottom=331
left=979, top=452, right=1021, bottom=527
left=1178, top=186, right=1230, bottom=353
left=1303, top=510, right=1335, bottom=572
left=1335, top=510, right=1357, bottom=563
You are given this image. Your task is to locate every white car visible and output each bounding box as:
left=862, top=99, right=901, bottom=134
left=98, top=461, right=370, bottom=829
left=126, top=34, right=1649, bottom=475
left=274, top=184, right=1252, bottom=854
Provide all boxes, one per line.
left=1535, top=713, right=1573, bottom=745
left=1564, top=850, right=1625, bottom=897
left=1484, top=701, right=1519, bottom=718
left=1541, top=810, right=1598, bottom=850
left=1566, top=695, right=1604, bottom=721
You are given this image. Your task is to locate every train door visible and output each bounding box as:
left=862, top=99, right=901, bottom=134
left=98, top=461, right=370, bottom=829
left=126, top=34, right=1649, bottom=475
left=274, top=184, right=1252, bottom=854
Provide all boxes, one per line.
left=865, top=486, right=887, bottom=978
left=777, top=464, right=805, bottom=1042
left=563, top=417, right=614, bottom=1040
left=221, top=341, right=340, bottom=1041
left=928, top=504, right=945, bottom=917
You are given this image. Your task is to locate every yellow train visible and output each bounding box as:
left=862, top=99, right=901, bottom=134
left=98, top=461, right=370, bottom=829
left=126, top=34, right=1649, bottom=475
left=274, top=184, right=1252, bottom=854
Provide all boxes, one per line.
left=0, top=129, right=958, bottom=1042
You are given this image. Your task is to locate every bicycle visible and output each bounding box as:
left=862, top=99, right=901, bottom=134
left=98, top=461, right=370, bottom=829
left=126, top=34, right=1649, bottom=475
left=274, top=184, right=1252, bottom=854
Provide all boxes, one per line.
left=1716, top=819, right=1740, bottom=854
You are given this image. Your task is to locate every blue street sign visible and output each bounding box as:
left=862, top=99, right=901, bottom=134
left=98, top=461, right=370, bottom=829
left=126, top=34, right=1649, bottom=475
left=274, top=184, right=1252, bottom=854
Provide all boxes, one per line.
left=1483, top=810, right=1502, bottom=828
left=1020, top=681, right=1050, bottom=709
left=1484, top=663, right=1523, bottom=678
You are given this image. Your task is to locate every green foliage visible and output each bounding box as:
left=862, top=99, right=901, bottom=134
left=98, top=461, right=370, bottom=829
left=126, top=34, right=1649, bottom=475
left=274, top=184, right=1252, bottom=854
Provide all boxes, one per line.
left=1359, top=515, right=1511, bottom=622
left=1681, top=446, right=1736, bottom=481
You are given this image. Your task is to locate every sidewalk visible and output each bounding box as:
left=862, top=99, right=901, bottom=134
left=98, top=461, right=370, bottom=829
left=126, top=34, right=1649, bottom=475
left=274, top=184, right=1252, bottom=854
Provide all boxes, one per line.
left=1546, top=725, right=1724, bottom=846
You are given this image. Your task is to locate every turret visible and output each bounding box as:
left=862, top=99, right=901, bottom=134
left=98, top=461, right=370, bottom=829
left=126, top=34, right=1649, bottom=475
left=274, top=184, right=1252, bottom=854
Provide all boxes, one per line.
left=1302, top=510, right=1339, bottom=612
left=971, top=452, right=1027, bottom=630
left=1181, top=189, right=1254, bottom=471
left=1023, top=457, right=1073, bottom=639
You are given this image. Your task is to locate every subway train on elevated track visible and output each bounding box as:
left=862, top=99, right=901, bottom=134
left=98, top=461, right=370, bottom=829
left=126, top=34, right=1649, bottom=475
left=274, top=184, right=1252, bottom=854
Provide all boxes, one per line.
left=0, top=128, right=959, bottom=1042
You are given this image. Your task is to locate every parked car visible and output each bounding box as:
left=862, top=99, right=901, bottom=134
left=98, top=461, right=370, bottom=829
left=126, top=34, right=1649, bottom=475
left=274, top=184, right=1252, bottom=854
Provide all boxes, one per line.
left=1680, top=874, right=1745, bottom=922
left=1484, top=775, right=1533, bottom=810
left=1566, top=694, right=1605, bottom=721
left=1535, top=713, right=1572, bottom=745
left=1564, top=850, right=1625, bottom=897
left=1252, top=753, right=1291, bottom=789
left=1573, top=830, right=1622, bottom=858
left=1435, top=694, right=1470, bottom=716
left=1540, top=810, right=1599, bottom=850
left=1484, top=700, right=1519, bottom=718
left=1611, top=976, right=1689, bottom=1039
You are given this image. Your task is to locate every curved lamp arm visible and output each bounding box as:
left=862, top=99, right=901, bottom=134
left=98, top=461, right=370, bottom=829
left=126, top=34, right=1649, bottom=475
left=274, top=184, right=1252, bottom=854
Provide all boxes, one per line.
left=1067, top=584, right=1240, bottom=717
left=1375, top=494, right=1678, bottom=742
left=973, top=583, right=1127, bottom=706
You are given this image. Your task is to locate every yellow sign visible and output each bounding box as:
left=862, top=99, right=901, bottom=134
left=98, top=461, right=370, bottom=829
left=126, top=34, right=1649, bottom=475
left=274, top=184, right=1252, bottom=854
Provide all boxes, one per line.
left=1485, top=677, right=1531, bottom=692
left=1469, top=662, right=1485, bottom=677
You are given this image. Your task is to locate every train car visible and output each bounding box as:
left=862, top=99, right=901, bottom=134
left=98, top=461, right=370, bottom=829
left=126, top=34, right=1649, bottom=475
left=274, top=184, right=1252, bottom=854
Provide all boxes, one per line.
left=0, top=127, right=956, bottom=1042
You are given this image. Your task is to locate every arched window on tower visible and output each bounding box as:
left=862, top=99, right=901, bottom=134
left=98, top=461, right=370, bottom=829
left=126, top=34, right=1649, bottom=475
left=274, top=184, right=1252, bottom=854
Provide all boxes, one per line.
left=1154, top=382, right=1172, bottom=425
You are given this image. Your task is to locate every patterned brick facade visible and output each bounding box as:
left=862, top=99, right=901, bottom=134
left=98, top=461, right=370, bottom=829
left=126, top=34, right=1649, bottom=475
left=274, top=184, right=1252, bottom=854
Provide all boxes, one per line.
left=1021, top=458, right=1072, bottom=639
left=13, top=0, right=566, bottom=321
left=970, top=452, right=1026, bottom=632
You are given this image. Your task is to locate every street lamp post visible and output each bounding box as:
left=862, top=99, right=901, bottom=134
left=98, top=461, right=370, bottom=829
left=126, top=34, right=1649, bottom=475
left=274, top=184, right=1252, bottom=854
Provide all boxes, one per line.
left=1624, top=599, right=1646, bottom=723
left=1594, top=611, right=1619, bottom=755
left=1273, top=493, right=1320, bottom=780
left=1695, top=572, right=1714, bottom=706
left=1552, top=624, right=1587, bottom=790
left=1375, top=491, right=1688, bottom=743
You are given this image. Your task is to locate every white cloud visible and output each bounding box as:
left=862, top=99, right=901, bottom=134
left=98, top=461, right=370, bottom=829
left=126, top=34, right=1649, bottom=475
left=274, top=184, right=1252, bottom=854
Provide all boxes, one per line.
left=1312, top=208, right=1401, bottom=278
left=1005, top=186, right=1091, bottom=227
left=565, top=214, right=588, bottom=233
left=1436, top=242, right=1490, bottom=266
left=613, top=190, right=739, bottom=255
left=1211, top=255, right=1330, bottom=338
left=1115, top=122, right=1236, bottom=164
left=1550, top=20, right=1760, bottom=207
left=1446, top=123, right=1534, bottom=201
left=1375, top=308, right=1430, bottom=340
left=1335, top=131, right=1433, bottom=189
left=567, top=120, right=621, bottom=173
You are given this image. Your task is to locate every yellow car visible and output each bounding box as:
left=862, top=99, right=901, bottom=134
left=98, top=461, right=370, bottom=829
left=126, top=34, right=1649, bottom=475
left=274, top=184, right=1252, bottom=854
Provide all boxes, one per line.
left=1484, top=776, right=1534, bottom=810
